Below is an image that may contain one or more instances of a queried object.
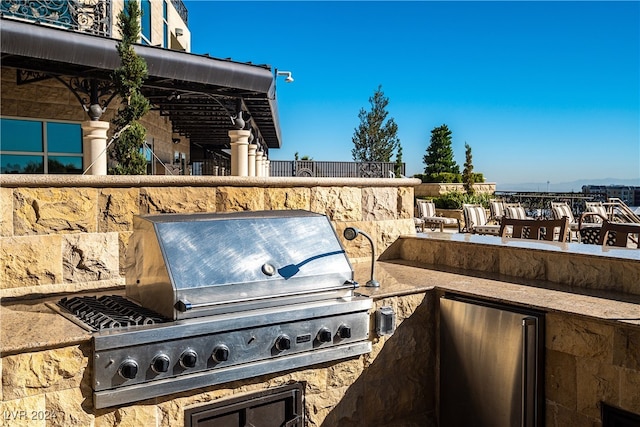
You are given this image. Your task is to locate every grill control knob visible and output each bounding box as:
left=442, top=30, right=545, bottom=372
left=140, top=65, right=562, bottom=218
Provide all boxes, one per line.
left=179, top=350, right=198, bottom=369
left=338, top=325, right=352, bottom=339
left=317, top=327, right=333, bottom=343
left=118, top=359, right=139, bottom=379
left=275, top=334, right=291, bottom=351
left=151, top=354, right=171, bottom=373
left=212, top=345, right=230, bottom=363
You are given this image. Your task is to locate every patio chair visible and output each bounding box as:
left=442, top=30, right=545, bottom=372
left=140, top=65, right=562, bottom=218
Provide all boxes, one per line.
left=550, top=202, right=581, bottom=241
left=416, top=200, right=459, bottom=232
left=597, top=220, right=640, bottom=248
left=502, top=202, right=533, bottom=220
left=500, top=217, right=570, bottom=242
left=489, top=199, right=505, bottom=223
left=583, top=201, right=608, bottom=223
left=577, top=211, right=607, bottom=244
left=462, top=204, right=500, bottom=235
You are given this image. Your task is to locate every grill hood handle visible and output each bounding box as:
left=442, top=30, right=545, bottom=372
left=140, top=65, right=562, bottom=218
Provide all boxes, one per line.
left=175, top=299, right=192, bottom=312
left=173, top=281, right=359, bottom=313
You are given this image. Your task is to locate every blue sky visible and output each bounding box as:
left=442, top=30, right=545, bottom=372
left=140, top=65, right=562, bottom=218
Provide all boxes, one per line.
left=185, top=1, right=639, bottom=186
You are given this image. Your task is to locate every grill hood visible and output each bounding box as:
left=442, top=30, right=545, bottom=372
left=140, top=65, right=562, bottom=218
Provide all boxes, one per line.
left=125, top=210, right=357, bottom=320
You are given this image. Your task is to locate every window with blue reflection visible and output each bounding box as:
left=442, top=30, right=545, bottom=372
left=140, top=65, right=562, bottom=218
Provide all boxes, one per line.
left=48, top=156, right=83, bottom=174
left=1, top=118, right=43, bottom=151
left=141, top=0, right=151, bottom=42
left=47, top=122, right=82, bottom=153
left=1, top=118, right=83, bottom=174
left=163, top=1, right=168, bottom=48
left=1, top=155, right=44, bottom=174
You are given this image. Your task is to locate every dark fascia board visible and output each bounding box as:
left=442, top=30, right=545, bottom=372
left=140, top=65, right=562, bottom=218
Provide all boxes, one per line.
left=0, top=18, right=275, bottom=95
left=0, top=17, right=281, bottom=148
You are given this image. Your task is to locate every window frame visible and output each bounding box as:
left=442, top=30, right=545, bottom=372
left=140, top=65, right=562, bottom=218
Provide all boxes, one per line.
left=0, top=117, right=83, bottom=174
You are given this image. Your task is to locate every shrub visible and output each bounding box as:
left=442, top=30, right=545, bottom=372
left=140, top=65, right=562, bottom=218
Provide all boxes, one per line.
left=429, top=191, right=492, bottom=209
left=413, top=172, right=484, bottom=184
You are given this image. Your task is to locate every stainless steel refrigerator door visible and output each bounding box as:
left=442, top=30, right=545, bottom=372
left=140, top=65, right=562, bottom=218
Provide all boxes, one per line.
left=440, top=297, right=541, bottom=427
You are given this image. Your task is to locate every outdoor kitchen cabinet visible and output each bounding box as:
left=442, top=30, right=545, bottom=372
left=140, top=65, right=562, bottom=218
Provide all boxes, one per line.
left=439, top=294, right=545, bottom=427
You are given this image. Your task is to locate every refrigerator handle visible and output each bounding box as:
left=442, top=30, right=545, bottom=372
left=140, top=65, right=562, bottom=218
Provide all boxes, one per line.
left=522, top=317, right=538, bottom=427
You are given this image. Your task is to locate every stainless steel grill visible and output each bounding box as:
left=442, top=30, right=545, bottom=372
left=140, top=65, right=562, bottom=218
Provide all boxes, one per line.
left=57, top=210, right=372, bottom=409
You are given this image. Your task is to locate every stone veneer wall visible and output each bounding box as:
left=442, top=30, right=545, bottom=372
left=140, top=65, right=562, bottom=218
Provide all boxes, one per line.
left=399, top=235, right=640, bottom=425
left=544, top=311, right=640, bottom=425
left=395, top=236, right=640, bottom=297
left=0, top=293, right=434, bottom=427
left=0, top=175, right=430, bottom=426
left=0, top=176, right=417, bottom=298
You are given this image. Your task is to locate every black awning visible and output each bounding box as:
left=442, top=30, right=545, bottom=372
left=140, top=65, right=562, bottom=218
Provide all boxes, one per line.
left=0, top=18, right=281, bottom=149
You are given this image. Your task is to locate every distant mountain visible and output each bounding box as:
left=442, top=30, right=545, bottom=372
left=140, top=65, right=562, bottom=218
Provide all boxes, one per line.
left=496, top=178, right=640, bottom=193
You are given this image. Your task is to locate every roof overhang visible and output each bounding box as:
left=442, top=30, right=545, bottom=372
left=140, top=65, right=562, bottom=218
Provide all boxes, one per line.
left=0, top=18, right=281, bottom=149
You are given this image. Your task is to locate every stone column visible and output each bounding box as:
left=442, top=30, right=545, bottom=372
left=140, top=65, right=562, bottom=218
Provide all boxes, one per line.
left=82, top=121, right=110, bottom=175
left=248, top=144, right=258, bottom=177
left=255, top=150, right=264, bottom=177
left=228, top=130, right=251, bottom=176
left=264, top=159, right=270, bottom=177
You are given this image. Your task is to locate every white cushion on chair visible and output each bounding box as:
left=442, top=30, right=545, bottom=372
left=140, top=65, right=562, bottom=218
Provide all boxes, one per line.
left=552, top=204, right=574, bottom=222
left=465, top=206, right=487, bottom=228
left=505, top=206, right=528, bottom=219
left=417, top=201, right=436, bottom=217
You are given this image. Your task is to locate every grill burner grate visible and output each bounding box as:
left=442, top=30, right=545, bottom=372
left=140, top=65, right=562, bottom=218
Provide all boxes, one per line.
left=58, top=295, right=168, bottom=330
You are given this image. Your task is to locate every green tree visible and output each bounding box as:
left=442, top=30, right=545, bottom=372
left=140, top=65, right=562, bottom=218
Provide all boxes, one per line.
left=351, top=85, right=399, bottom=162
left=462, top=142, right=475, bottom=195
left=423, top=124, right=459, bottom=175
left=394, top=144, right=404, bottom=177
left=109, top=0, right=150, bottom=175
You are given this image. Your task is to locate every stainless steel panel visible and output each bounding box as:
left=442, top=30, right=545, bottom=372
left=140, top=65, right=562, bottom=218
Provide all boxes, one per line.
left=94, top=296, right=372, bottom=350
left=94, top=341, right=372, bottom=409
left=93, top=311, right=370, bottom=391
left=440, top=296, right=543, bottom=427
left=125, top=210, right=354, bottom=319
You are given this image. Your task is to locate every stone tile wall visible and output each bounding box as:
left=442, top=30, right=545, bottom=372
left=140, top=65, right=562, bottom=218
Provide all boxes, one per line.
left=0, top=178, right=416, bottom=298
left=0, top=177, right=424, bottom=425
left=545, top=312, right=640, bottom=425
left=0, top=293, right=434, bottom=427
left=396, top=236, right=640, bottom=297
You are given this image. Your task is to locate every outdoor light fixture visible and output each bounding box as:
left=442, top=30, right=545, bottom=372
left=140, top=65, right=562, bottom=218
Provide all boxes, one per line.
left=276, top=70, right=294, bottom=83
left=343, top=227, right=379, bottom=287
left=175, top=28, right=184, bottom=37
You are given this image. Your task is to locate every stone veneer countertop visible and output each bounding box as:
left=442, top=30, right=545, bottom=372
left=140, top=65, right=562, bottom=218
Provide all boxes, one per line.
left=409, top=231, right=640, bottom=261
left=354, top=261, right=640, bottom=327
left=3, top=257, right=639, bottom=355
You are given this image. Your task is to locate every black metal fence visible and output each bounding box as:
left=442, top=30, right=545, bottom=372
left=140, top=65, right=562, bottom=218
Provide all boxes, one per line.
left=1, top=0, right=112, bottom=36
left=270, top=160, right=404, bottom=178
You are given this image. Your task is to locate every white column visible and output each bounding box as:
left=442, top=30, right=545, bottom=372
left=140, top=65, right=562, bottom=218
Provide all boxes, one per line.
left=248, top=144, right=257, bottom=177
left=255, top=150, right=264, bottom=177
left=228, top=130, right=251, bottom=176
left=264, top=159, right=270, bottom=177
left=81, top=120, right=110, bottom=175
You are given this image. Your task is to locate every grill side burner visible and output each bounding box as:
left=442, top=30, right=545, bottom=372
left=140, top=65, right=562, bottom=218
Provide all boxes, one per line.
left=58, top=295, right=168, bottom=330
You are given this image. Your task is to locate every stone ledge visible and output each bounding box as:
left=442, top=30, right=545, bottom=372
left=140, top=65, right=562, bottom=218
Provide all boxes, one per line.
left=0, top=175, right=421, bottom=189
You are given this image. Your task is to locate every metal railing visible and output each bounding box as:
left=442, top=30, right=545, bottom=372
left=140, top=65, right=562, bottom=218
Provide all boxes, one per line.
left=1, top=0, right=112, bottom=36
left=170, top=0, right=187, bottom=25
left=603, top=198, right=640, bottom=224
left=191, top=157, right=231, bottom=176
left=270, top=160, right=404, bottom=178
